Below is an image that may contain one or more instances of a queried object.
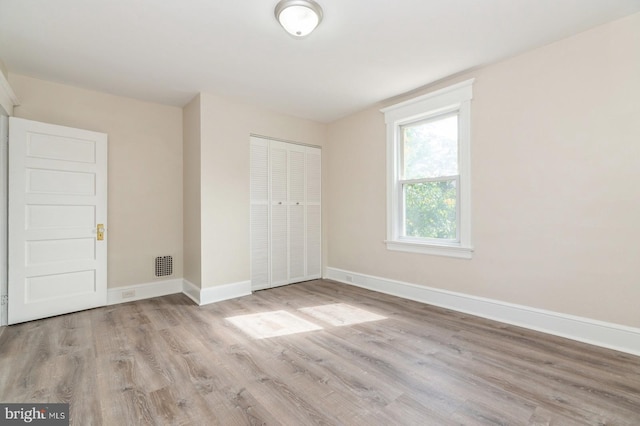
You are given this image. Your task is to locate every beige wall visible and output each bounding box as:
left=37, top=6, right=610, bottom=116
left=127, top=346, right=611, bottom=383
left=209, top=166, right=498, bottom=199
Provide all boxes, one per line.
left=9, top=74, right=184, bottom=288
left=7, top=13, right=637, bottom=329
left=326, top=13, right=640, bottom=327
left=183, top=95, right=202, bottom=286
left=197, top=92, right=327, bottom=288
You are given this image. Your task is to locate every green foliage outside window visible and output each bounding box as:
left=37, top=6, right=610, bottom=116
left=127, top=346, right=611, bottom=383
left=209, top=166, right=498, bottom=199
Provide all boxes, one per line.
left=404, top=181, right=457, bottom=239
left=401, top=114, right=459, bottom=240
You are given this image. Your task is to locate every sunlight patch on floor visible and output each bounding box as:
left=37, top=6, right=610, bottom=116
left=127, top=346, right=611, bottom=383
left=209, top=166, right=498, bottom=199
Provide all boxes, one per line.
left=299, top=303, right=387, bottom=326
left=226, top=310, right=323, bottom=339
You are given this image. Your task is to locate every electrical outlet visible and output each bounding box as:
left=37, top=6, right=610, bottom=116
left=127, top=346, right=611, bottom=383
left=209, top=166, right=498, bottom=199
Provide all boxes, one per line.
left=345, top=275, right=353, bottom=282
left=122, top=290, right=135, bottom=299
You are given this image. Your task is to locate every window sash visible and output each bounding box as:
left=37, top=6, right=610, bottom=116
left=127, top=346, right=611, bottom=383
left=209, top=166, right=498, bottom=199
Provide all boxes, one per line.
left=400, top=111, right=459, bottom=181
left=398, top=111, right=461, bottom=244
left=399, top=176, right=460, bottom=243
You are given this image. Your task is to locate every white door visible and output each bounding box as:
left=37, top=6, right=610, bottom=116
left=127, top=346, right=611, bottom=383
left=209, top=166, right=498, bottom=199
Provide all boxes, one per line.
left=270, top=142, right=289, bottom=287
left=305, top=147, right=322, bottom=278
left=288, top=145, right=306, bottom=282
left=250, top=138, right=270, bottom=290
left=250, top=137, right=322, bottom=291
left=8, top=117, right=108, bottom=324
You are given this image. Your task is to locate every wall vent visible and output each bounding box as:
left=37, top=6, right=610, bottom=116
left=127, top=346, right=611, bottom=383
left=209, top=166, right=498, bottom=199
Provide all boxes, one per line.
left=155, top=255, right=173, bottom=278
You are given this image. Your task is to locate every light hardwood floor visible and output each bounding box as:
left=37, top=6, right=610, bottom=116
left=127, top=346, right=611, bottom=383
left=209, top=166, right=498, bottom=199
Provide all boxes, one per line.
left=1, top=280, right=639, bottom=425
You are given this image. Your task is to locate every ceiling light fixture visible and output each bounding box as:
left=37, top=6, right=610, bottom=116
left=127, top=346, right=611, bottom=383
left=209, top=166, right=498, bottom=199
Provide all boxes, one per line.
left=274, top=0, right=323, bottom=38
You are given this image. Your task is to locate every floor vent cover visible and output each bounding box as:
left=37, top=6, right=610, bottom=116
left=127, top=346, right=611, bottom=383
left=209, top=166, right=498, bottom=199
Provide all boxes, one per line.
left=155, top=255, right=173, bottom=277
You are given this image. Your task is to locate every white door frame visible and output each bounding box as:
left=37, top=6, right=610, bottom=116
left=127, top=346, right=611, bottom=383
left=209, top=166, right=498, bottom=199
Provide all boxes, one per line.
left=0, top=72, right=19, bottom=326
left=0, top=115, right=8, bottom=326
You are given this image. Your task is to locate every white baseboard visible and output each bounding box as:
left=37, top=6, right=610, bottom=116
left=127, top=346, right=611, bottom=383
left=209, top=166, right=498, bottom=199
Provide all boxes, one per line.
left=182, top=279, right=201, bottom=304
left=182, top=279, right=252, bottom=306
left=108, top=278, right=251, bottom=307
left=325, top=267, right=640, bottom=356
left=107, top=279, right=183, bottom=305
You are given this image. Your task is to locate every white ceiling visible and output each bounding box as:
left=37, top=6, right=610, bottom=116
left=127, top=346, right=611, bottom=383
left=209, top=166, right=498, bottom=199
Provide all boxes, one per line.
left=1, top=0, right=639, bottom=123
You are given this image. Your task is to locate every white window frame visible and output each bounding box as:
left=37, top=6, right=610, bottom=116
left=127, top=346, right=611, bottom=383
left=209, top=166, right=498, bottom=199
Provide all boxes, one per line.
left=381, top=79, right=474, bottom=259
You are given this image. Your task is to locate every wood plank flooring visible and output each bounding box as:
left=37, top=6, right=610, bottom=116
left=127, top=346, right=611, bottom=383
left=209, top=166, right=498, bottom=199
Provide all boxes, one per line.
left=1, top=279, right=639, bottom=425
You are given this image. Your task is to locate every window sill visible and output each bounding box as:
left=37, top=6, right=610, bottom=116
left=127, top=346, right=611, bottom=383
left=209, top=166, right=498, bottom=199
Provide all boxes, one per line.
left=384, top=240, right=473, bottom=259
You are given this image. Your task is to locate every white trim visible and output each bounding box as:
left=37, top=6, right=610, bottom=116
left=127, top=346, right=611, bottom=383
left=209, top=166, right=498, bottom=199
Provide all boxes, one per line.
left=384, top=240, right=473, bottom=259
left=381, top=79, right=474, bottom=117
left=0, top=84, right=13, bottom=325
left=325, top=267, right=640, bottom=356
left=102, top=278, right=255, bottom=307
left=200, top=280, right=252, bottom=305
left=108, top=278, right=253, bottom=306
left=383, top=79, right=474, bottom=258
left=107, top=279, right=183, bottom=305
left=182, top=279, right=252, bottom=306
left=0, top=72, right=18, bottom=117
left=0, top=116, right=7, bottom=326
left=249, top=133, right=322, bottom=150
left=11, top=276, right=251, bottom=316
left=182, top=279, right=201, bottom=304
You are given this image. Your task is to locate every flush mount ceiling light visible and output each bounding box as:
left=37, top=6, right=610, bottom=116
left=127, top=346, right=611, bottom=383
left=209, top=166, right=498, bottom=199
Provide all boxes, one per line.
left=274, top=0, right=323, bottom=38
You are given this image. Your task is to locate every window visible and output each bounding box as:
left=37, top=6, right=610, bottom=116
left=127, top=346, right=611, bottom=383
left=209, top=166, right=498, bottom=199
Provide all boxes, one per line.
left=382, top=79, right=473, bottom=258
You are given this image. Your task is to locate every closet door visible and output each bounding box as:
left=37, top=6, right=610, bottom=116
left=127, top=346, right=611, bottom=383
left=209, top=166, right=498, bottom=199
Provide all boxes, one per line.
left=250, top=139, right=270, bottom=290
left=250, top=137, right=322, bottom=291
left=288, top=145, right=306, bottom=282
left=270, top=142, right=289, bottom=287
left=306, top=147, right=322, bottom=278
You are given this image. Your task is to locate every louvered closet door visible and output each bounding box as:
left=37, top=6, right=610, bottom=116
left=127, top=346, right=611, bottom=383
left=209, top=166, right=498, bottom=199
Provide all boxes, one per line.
left=288, top=145, right=306, bottom=281
left=250, top=137, right=322, bottom=291
left=306, top=147, right=322, bottom=278
left=250, top=138, right=270, bottom=290
left=270, top=142, right=289, bottom=287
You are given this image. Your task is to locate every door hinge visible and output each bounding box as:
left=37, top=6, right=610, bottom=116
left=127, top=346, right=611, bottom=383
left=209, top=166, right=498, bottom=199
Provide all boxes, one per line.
left=0, top=294, right=7, bottom=306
